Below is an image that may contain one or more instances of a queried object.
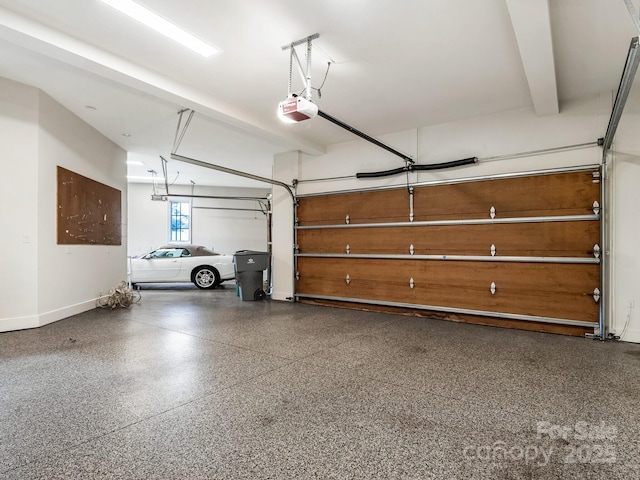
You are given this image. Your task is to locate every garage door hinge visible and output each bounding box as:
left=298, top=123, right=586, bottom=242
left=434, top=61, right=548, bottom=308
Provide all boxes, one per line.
left=490, top=282, right=497, bottom=295
left=409, top=187, right=414, bottom=222
left=490, top=206, right=496, bottom=219
left=295, top=271, right=300, bottom=280
left=490, top=244, right=496, bottom=256
left=294, top=244, right=300, bottom=253
left=409, top=277, right=415, bottom=289
left=346, top=244, right=351, bottom=254
left=346, top=274, right=351, bottom=285
left=409, top=244, right=415, bottom=255
left=346, top=214, right=350, bottom=225
left=593, top=288, right=601, bottom=303
left=593, top=244, right=600, bottom=259
left=592, top=171, right=600, bottom=183
left=593, top=201, right=600, bottom=215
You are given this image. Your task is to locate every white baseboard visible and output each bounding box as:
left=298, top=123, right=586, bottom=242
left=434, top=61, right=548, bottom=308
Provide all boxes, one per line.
left=38, top=299, right=97, bottom=327
left=0, top=299, right=97, bottom=333
left=271, top=291, right=294, bottom=302
left=620, top=327, right=640, bottom=344
left=0, top=315, right=40, bottom=332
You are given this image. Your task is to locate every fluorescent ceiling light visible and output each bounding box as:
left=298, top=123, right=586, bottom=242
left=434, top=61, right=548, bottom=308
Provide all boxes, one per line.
left=99, top=0, right=220, bottom=57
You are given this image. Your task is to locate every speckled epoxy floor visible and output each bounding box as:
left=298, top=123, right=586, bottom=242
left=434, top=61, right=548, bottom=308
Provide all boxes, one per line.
left=1, top=285, right=639, bottom=479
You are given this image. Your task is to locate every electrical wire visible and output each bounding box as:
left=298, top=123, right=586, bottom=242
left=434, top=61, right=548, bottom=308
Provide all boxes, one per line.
left=618, top=304, right=633, bottom=338
left=168, top=171, right=180, bottom=186
left=97, top=282, right=141, bottom=309
left=291, top=62, right=331, bottom=99
left=312, top=62, right=332, bottom=98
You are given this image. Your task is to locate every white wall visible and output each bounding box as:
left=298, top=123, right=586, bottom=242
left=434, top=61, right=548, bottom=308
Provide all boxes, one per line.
left=273, top=92, right=640, bottom=343
left=0, top=77, right=128, bottom=332
left=0, top=78, right=40, bottom=327
left=37, top=91, right=128, bottom=323
left=271, top=151, right=298, bottom=301
left=127, top=182, right=269, bottom=257
left=609, top=152, right=640, bottom=342
left=608, top=83, right=640, bottom=343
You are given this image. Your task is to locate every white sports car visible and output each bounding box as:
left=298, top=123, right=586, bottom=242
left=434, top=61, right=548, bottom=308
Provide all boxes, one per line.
left=129, top=245, right=235, bottom=289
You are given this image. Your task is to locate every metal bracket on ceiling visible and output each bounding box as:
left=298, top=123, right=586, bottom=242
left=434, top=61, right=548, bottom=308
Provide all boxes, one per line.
left=623, top=0, right=640, bottom=34
left=159, top=155, right=170, bottom=195
left=281, top=33, right=320, bottom=101
left=148, top=169, right=163, bottom=198
left=173, top=109, right=195, bottom=154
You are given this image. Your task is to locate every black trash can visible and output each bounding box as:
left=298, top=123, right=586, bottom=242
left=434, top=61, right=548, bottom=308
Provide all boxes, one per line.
left=233, top=250, right=271, bottom=301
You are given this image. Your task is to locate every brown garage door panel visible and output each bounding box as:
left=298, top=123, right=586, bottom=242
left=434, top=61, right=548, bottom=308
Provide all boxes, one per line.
left=297, top=170, right=599, bottom=226
left=297, top=189, right=410, bottom=226
left=296, top=258, right=599, bottom=322
left=298, top=298, right=594, bottom=337
left=412, top=171, right=599, bottom=220
left=297, top=221, right=600, bottom=257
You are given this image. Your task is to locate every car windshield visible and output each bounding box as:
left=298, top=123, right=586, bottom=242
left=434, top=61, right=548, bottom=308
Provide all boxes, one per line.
left=149, top=249, right=180, bottom=258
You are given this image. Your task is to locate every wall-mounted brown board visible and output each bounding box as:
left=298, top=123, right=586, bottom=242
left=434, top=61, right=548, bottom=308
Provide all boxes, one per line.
left=57, top=166, right=122, bottom=245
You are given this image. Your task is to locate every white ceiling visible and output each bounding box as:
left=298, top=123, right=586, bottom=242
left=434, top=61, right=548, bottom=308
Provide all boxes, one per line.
left=0, top=0, right=637, bottom=187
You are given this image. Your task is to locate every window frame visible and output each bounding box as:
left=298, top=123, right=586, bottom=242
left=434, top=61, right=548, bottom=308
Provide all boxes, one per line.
left=168, top=200, right=191, bottom=244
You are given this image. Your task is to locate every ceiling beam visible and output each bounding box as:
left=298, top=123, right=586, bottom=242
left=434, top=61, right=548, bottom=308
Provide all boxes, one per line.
left=505, top=0, right=559, bottom=116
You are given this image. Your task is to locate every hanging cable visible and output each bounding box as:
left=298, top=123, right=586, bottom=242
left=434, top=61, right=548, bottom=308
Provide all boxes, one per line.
left=313, top=62, right=332, bottom=98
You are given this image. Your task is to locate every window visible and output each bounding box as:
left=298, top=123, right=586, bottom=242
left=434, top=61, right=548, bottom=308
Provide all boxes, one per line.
left=169, top=201, right=191, bottom=243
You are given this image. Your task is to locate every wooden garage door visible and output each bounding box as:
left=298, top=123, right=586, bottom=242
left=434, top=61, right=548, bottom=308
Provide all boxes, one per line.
left=295, top=168, right=601, bottom=336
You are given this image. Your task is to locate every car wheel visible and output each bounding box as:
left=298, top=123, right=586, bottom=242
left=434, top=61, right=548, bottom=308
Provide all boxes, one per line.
left=192, top=266, right=220, bottom=290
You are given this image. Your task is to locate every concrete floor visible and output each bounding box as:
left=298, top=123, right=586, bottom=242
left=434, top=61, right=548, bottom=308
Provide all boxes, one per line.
left=1, top=285, right=639, bottom=479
